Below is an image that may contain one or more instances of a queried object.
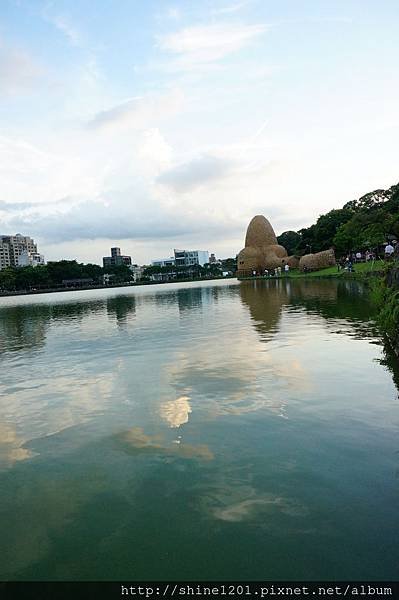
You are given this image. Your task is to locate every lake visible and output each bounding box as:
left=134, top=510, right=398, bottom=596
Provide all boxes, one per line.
left=0, top=278, right=398, bottom=580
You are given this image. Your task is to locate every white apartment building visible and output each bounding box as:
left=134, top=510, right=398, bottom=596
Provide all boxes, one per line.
left=0, top=234, right=43, bottom=269
left=151, top=250, right=209, bottom=269
left=174, top=249, right=209, bottom=267
left=151, top=257, right=176, bottom=267
left=0, top=242, right=11, bottom=270
left=18, top=251, right=46, bottom=267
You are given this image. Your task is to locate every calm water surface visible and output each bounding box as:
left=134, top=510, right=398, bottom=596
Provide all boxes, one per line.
left=0, top=279, right=398, bottom=580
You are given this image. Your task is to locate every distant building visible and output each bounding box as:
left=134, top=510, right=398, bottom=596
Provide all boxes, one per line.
left=151, top=257, right=176, bottom=267
left=0, top=234, right=44, bottom=269
left=151, top=250, right=209, bottom=268
left=130, top=265, right=144, bottom=282
left=173, top=249, right=209, bottom=267
left=0, top=242, right=11, bottom=270
left=18, top=251, right=45, bottom=267
left=103, top=247, right=132, bottom=268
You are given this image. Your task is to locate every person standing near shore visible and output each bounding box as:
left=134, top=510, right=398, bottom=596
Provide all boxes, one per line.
left=285, top=264, right=289, bottom=275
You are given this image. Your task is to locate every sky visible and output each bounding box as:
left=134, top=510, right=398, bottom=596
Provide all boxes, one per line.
left=0, top=0, right=398, bottom=265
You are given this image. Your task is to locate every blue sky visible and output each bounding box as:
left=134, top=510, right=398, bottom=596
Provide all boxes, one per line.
left=1, top=0, right=398, bottom=264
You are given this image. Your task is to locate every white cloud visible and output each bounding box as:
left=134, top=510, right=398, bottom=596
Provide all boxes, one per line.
left=0, top=40, right=44, bottom=94
left=7, top=187, right=241, bottom=244
left=41, top=7, right=83, bottom=47
left=212, top=2, right=251, bottom=15
left=138, top=128, right=173, bottom=176
left=157, top=23, right=268, bottom=69
left=157, top=154, right=235, bottom=192
left=87, top=89, right=184, bottom=131
left=49, top=14, right=81, bottom=46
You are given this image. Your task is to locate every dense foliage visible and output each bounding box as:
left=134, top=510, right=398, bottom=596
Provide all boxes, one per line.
left=0, top=257, right=238, bottom=291
left=370, top=266, right=399, bottom=347
left=0, top=260, right=133, bottom=291
left=277, top=183, right=399, bottom=257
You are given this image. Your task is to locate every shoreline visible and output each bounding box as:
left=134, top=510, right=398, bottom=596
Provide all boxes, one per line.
left=0, top=263, right=389, bottom=298
left=0, top=275, right=236, bottom=298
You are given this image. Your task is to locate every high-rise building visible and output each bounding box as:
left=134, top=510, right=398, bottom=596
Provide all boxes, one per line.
left=0, top=242, right=11, bottom=270
left=103, top=247, right=132, bottom=268
left=0, top=234, right=43, bottom=269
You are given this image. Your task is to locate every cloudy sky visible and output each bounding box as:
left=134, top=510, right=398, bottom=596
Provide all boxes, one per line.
left=1, top=0, right=398, bottom=264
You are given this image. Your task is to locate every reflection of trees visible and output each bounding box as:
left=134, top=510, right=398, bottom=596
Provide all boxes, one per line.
left=177, top=287, right=204, bottom=314
left=106, top=296, right=136, bottom=326
left=241, top=278, right=376, bottom=325
left=0, top=300, right=104, bottom=353
left=288, top=279, right=377, bottom=331
left=240, top=278, right=380, bottom=344
left=0, top=305, right=49, bottom=352
left=379, top=345, right=399, bottom=393
left=154, top=292, right=178, bottom=308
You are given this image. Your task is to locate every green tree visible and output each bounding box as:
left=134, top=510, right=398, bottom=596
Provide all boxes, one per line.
left=221, top=258, right=237, bottom=272
left=277, top=231, right=301, bottom=255
left=0, top=268, right=16, bottom=290
left=103, top=264, right=133, bottom=282
left=46, top=260, right=83, bottom=283
left=313, top=208, right=353, bottom=251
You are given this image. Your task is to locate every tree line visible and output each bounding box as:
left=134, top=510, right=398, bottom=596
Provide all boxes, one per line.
left=0, top=261, right=132, bottom=291
left=277, top=183, right=399, bottom=257
left=0, top=257, right=238, bottom=292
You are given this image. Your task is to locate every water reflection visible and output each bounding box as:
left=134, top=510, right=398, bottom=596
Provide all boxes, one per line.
left=106, top=296, right=136, bottom=327
left=0, top=423, right=35, bottom=469
left=0, top=301, right=105, bottom=353
left=177, top=287, right=204, bottom=314
left=239, top=279, right=288, bottom=337
left=0, top=305, right=49, bottom=352
left=0, top=279, right=398, bottom=580
left=115, top=426, right=213, bottom=460
left=160, top=396, right=192, bottom=428
left=240, top=278, right=378, bottom=340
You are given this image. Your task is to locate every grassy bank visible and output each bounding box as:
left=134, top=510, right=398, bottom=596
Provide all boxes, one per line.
left=238, top=260, right=385, bottom=280
left=368, top=265, right=399, bottom=356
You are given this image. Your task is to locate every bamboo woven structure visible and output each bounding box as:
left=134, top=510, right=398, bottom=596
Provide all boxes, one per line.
left=237, top=215, right=297, bottom=275
left=298, top=249, right=336, bottom=271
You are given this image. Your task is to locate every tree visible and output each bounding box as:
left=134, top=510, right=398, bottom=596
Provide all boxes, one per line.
left=221, top=258, right=237, bottom=272
left=0, top=268, right=16, bottom=290
left=46, top=260, right=83, bottom=283
left=312, top=208, right=353, bottom=251
left=295, top=224, right=317, bottom=255
left=277, top=231, right=301, bottom=255
left=81, top=263, right=103, bottom=282
left=103, top=264, right=133, bottom=282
